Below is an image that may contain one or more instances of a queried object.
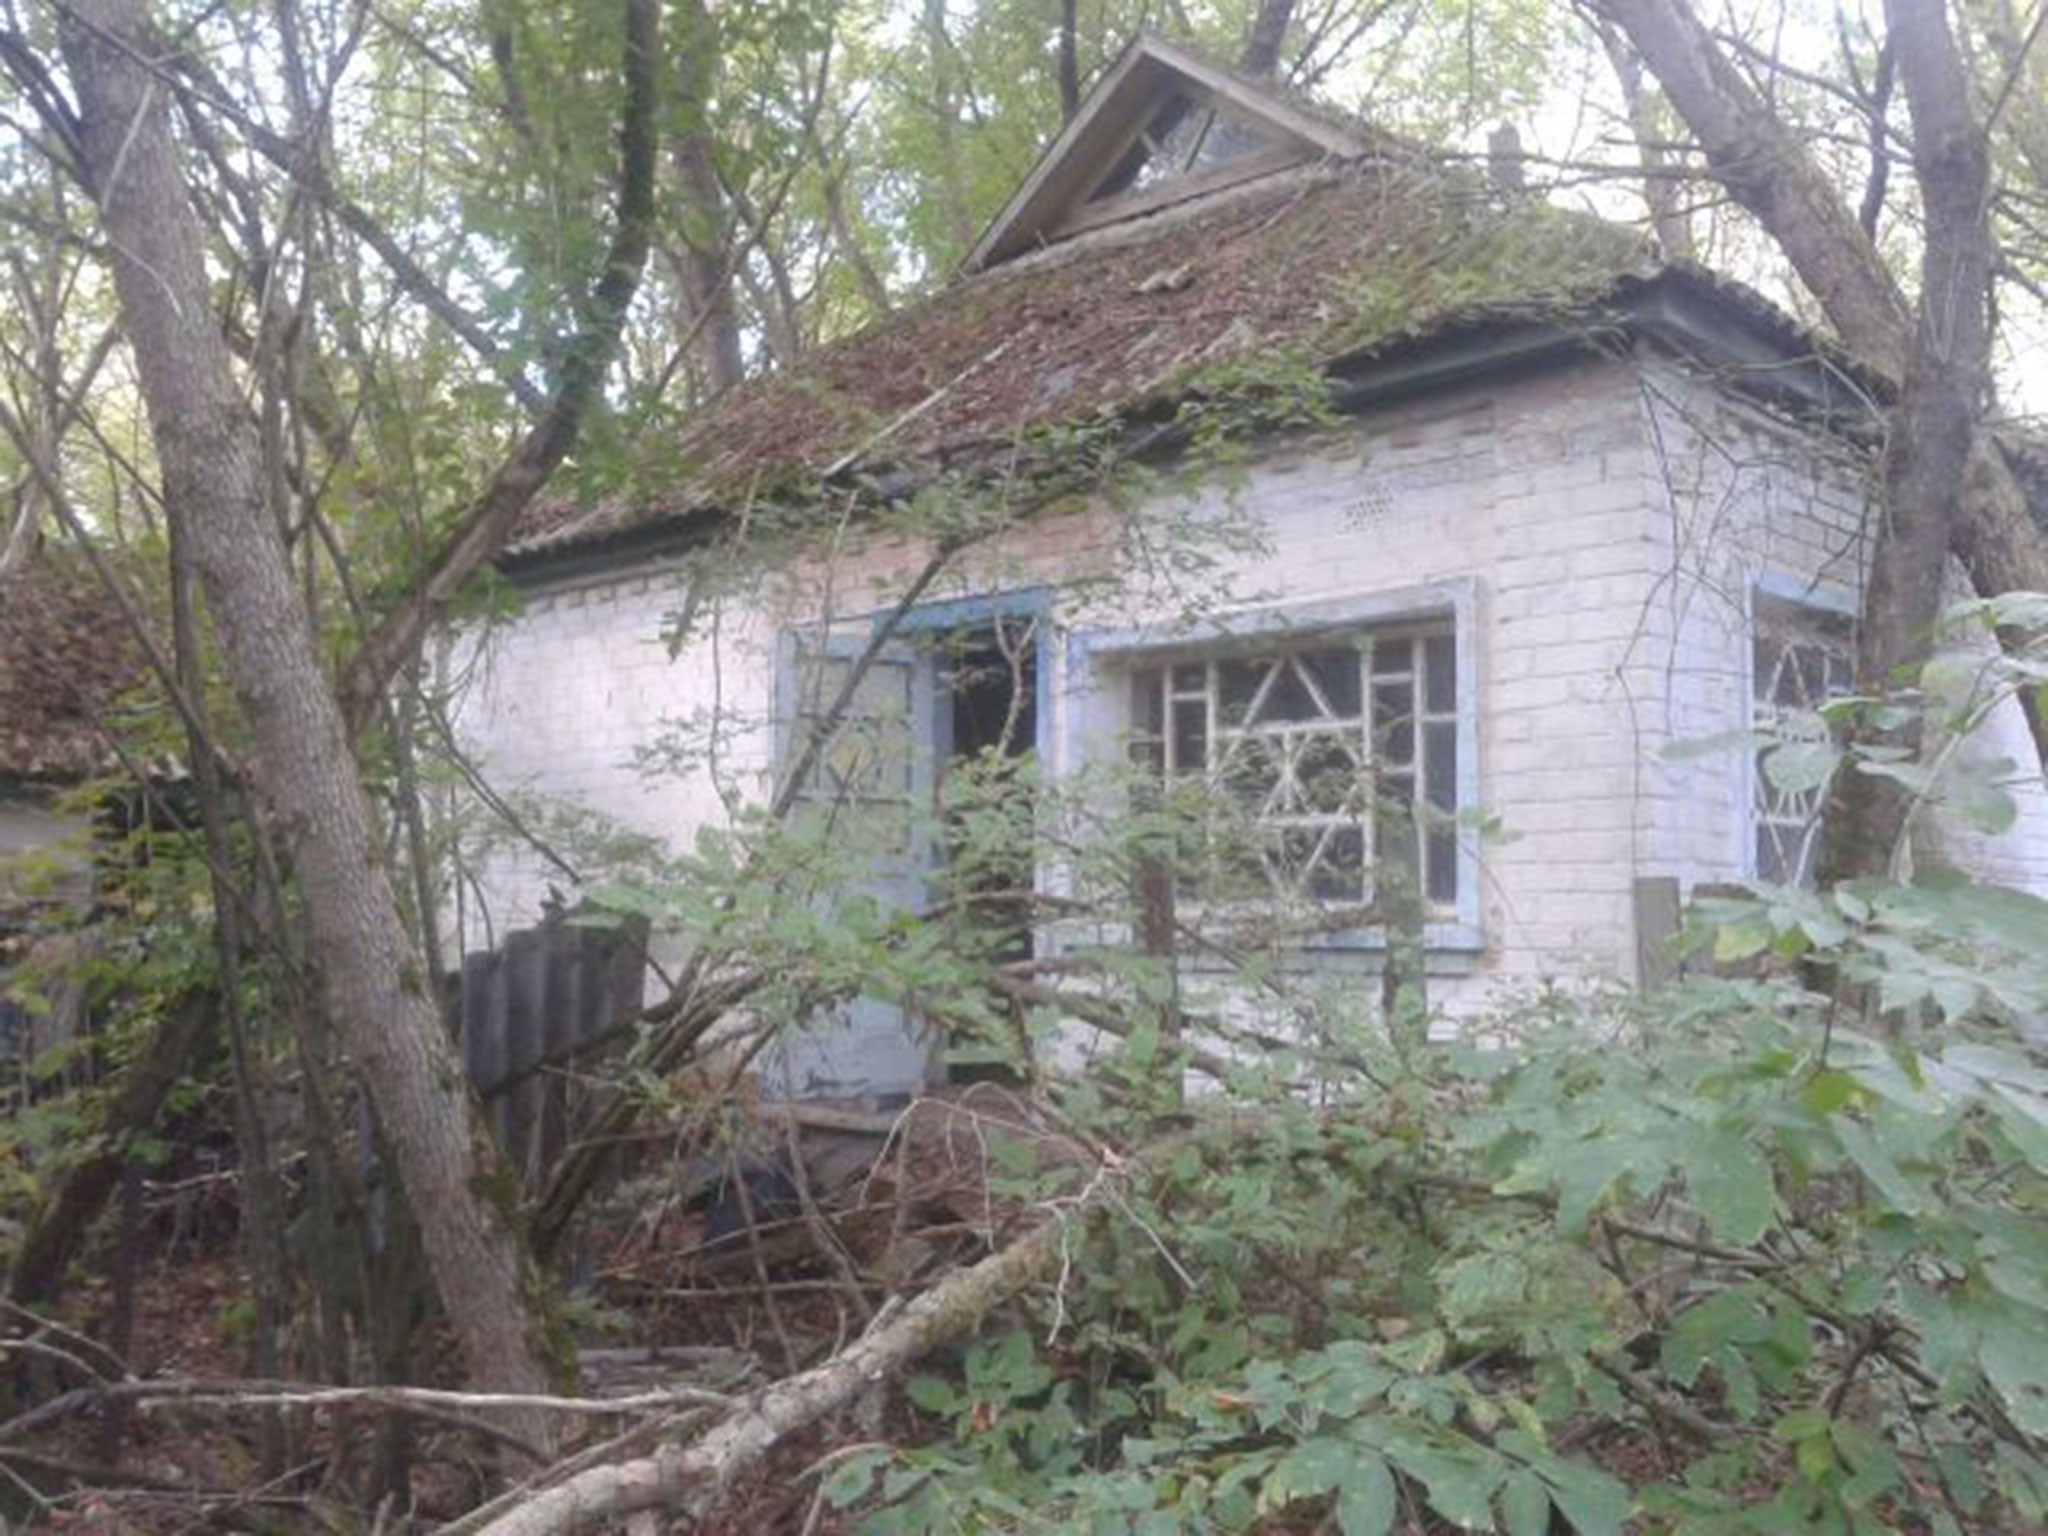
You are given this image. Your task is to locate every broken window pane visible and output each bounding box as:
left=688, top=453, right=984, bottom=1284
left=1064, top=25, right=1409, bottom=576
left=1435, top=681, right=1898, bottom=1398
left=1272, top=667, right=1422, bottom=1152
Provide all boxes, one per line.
left=1089, top=95, right=1289, bottom=205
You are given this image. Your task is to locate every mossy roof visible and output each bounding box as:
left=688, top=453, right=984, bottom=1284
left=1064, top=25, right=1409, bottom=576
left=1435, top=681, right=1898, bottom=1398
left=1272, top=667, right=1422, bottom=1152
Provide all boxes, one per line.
left=511, top=159, right=1668, bottom=558
left=0, top=553, right=151, bottom=783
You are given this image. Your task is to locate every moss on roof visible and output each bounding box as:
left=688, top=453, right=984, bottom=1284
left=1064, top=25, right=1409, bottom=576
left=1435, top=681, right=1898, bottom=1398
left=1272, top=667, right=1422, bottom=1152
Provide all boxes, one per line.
left=515, top=160, right=1655, bottom=555
left=0, top=552, right=152, bottom=782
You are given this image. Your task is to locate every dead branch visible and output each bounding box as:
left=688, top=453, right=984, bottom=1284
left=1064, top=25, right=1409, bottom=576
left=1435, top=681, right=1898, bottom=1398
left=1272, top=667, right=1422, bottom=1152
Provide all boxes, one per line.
left=436, top=1409, right=717, bottom=1536
left=335, top=0, right=662, bottom=732
left=0, top=1376, right=738, bottom=1454
left=470, top=1180, right=1092, bottom=1534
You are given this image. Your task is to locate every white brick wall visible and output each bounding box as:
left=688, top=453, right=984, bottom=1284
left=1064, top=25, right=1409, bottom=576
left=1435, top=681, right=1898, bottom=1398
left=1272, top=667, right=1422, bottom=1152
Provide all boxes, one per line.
left=1632, top=364, right=2048, bottom=896
left=451, top=348, right=2048, bottom=1074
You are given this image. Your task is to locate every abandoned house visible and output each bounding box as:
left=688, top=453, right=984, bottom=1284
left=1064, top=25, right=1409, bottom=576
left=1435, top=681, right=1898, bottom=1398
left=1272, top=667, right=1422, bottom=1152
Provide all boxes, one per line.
left=454, top=33, right=2048, bottom=1097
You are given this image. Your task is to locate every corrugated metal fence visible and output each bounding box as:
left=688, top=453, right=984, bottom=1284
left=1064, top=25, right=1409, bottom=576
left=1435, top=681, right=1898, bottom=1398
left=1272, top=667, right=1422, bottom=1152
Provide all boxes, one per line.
left=456, top=914, right=647, bottom=1186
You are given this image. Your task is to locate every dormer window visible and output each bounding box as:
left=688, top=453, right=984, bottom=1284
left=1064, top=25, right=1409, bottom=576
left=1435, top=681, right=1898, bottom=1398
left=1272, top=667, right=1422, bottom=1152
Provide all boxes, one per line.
left=963, top=34, right=1369, bottom=272
left=1089, top=94, right=1289, bottom=205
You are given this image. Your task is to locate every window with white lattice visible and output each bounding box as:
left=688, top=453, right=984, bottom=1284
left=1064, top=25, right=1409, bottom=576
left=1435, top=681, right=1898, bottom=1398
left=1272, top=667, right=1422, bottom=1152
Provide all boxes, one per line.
left=1751, top=595, right=1853, bottom=884
left=1128, top=623, right=1462, bottom=913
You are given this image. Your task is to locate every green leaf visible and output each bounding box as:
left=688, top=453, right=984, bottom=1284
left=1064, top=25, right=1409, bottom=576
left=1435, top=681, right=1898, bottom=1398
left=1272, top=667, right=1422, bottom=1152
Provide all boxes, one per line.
left=1981, top=1313, right=2048, bottom=1437
left=1833, top=1117, right=1930, bottom=1216
left=1662, top=728, right=1759, bottom=762
left=1273, top=1437, right=1353, bottom=1497
left=1687, top=1129, right=1776, bottom=1247
left=1774, top=1407, right=1830, bottom=1442
left=1552, top=1140, right=1639, bottom=1232
left=1801, top=1070, right=1860, bottom=1116
left=822, top=1449, right=886, bottom=1510
left=1953, top=770, right=2018, bottom=835
left=1544, top=1463, right=1631, bottom=1535
left=1762, top=739, right=1838, bottom=795
left=1335, top=1453, right=1398, bottom=1536
left=904, top=1376, right=957, bottom=1414
left=1713, top=916, right=1774, bottom=962
left=1795, top=1431, right=1837, bottom=1481
left=1500, top=1471, right=1551, bottom=1536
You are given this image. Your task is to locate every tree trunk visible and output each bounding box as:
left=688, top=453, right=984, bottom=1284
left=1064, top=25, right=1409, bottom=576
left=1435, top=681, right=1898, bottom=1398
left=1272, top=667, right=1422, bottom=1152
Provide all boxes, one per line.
left=673, top=0, right=743, bottom=397
left=1057, top=0, right=1080, bottom=120
left=821, top=161, right=894, bottom=316
left=1239, top=0, right=1297, bottom=76
left=923, top=0, right=979, bottom=259
left=8, top=991, right=213, bottom=1310
left=1591, top=23, right=1692, bottom=258
left=1822, top=0, right=1995, bottom=881
left=60, top=0, right=564, bottom=1424
left=1593, top=0, right=2048, bottom=793
left=1590, top=0, right=1912, bottom=378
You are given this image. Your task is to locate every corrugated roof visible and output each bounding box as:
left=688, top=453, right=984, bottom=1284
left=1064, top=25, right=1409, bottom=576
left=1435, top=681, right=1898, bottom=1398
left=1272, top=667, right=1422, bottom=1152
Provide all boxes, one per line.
left=514, top=159, right=1658, bottom=558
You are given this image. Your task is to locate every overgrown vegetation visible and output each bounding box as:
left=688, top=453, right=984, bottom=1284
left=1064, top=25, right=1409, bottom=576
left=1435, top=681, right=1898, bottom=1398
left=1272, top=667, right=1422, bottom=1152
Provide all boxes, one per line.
left=2, top=0, right=2047, bottom=1521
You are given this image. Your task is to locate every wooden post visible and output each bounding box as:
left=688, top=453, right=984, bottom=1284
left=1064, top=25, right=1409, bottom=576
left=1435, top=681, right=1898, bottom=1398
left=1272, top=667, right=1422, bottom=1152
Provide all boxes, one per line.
left=1632, top=876, right=1682, bottom=989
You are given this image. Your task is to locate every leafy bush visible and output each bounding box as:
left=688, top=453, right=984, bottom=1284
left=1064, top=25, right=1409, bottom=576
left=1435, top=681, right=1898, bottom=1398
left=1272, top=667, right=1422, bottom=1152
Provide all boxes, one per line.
left=809, top=881, right=2048, bottom=1534
left=583, top=597, right=2048, bottom=1534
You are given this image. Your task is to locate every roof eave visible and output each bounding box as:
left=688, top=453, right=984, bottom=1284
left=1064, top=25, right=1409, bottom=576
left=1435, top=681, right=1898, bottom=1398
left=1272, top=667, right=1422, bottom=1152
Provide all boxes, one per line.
left=498, top=270, right=1884, bottom=588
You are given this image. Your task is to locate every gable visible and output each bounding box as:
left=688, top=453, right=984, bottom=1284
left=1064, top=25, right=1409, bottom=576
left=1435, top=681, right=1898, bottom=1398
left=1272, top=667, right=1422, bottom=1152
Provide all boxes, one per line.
left=964, top=34, right=1373, bottom=273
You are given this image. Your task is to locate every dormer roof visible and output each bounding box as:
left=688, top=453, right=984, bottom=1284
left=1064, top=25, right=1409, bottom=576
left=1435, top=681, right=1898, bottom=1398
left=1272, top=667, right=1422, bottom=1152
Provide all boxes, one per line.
left=964, top=33, right=1378, bottom=273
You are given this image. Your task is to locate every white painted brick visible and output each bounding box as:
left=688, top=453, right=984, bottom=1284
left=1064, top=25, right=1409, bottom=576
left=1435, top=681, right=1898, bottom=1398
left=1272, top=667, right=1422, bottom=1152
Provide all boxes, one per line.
left=451, top=354, right=2048, bottom=1029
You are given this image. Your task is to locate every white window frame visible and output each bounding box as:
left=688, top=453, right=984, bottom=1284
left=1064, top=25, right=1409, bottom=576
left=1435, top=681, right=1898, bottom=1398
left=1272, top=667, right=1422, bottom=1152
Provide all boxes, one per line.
left=1744, top=574, right=1857, bottom=885
left=1066, top=579, right=1483, bottom=956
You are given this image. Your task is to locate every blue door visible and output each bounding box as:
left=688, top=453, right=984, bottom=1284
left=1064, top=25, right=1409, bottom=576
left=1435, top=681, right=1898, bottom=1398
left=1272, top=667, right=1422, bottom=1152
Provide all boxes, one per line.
left=770, top=630, right=940, bottom=1099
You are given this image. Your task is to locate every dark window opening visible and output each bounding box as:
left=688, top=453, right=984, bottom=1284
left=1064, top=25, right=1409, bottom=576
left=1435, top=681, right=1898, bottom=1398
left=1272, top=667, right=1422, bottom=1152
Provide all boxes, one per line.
left=945, top=625, right=1038, bottom=767
left=935, top=618, right=1038, bottom=1083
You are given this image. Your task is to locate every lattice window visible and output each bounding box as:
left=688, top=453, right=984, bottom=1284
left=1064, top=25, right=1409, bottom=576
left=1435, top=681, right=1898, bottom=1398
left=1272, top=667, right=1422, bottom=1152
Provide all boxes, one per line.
left=1129, top=624, right=1460, bottom=910
left=1752, top=599, right=1853, bottom=884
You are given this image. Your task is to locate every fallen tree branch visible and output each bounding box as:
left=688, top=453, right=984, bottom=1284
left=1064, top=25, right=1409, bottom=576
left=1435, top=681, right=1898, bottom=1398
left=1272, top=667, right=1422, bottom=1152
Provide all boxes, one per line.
left=0, top=1444, right=306, bottom=1502
left=0, top=1376, right=736, bottom=1449
left=436, top=1408, right=717, bottom=1536
left=472, top=1186, right=1090, bottom=1534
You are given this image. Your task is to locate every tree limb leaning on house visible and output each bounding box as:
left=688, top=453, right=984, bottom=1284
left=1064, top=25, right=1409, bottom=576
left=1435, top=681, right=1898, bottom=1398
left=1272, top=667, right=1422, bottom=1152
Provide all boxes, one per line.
left=1597, top=0, right=2048, bottom=876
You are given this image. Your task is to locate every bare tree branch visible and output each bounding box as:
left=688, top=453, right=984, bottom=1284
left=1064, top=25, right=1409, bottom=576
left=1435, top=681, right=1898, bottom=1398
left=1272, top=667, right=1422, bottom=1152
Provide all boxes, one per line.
left=336, top=0, right=663, bottom=733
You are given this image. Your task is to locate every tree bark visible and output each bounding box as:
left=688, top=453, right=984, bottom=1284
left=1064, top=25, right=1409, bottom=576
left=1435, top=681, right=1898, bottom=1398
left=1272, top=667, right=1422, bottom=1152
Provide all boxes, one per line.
left=1593, top=0, right=2048, bottom=785
left=1822, top=0, right=1996, bottom=880
left=7, top=991, right=213, bottom=1310
left=59, top=0, right=565, bottom=1422
left=1591, top=23, right=1692, bottom=258
left=923, top=0, right=979, bottom=260
left=821, top=159, right=893, bottom=316
left=1057, top=0, right=1080, bottom=120
left=1239, top=0, right=1297, bottom=76
left=1590, top=0, right=1913, bottom=378
left=672, top=0, right=743, bottom=397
